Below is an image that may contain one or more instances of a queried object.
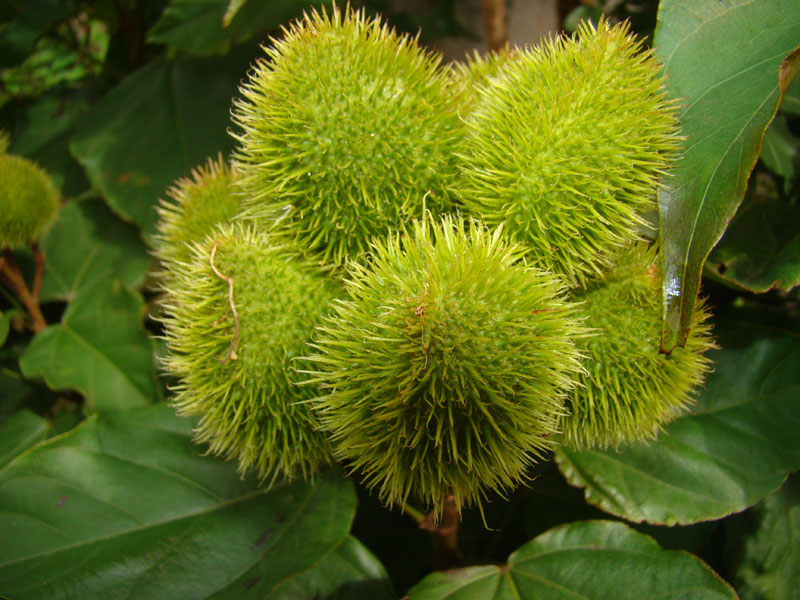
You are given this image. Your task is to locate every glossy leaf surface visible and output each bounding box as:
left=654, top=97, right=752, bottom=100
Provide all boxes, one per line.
left=0, top=405, right=356, bottom=599
left=407, top=521, right=736, bottom=599
left=654, top=0, right=800, bottom=351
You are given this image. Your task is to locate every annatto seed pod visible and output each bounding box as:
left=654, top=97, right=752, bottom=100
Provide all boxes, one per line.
left=448, top=47, right=515, bottom=116
left=154, top=155, right=242, bottom=275
left=560, top=243, right=715, bottom=449
left=305, top=216, right=585, bottom=516
left=162, top=223, right=339, bottom=480
left=231, top=6, right=462, bottom=267
left=0, top=154, right=59, bottom=249
left=454, top=19, right=680, bottom=287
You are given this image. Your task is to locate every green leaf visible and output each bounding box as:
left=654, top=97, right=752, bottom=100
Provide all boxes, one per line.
left=653, top=0, right=800, bottom=352
left=271, top=535, right=395, bottom=600
left=760, top=115, right=800, bottom=193
left=148, top=0, right=313, bottom=56
left=19, top=280, right=159, bottom=412
left=735, top=476, right=800, bottom=600
left=782, top=76, right=800, bottom=115
left=39, top=198, right=151, bottom=303
left=706, top=198, right=800, bottom=293
left=557, top=309, right=800, bottom=525
left=8, top=93, right=89, bottom=195
left=0, top=409, right=49, bottom=470
left=0, top=404, right=356, bottom=599
left=69, top=50, right=255, bottom=238
left=406, top=520, right=736, bottom=599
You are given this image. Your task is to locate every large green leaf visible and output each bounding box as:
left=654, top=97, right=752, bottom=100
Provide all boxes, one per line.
left=39, top=198, right=151, bottom=303
left=0, top=404, right=356, bottom=599
left=0, top=409, right=49, bottom=470
left=406, top=520, right=736, bottom=599
left=735, top=476, right=800, bottom=600
left=8, top=93, right=89, bottom=195
left=706, top=198, right=800, bottom=293
left=148, top=0, right=314, bottom=56
left=557, top=309, right=800, bottom=525
left=271, top=535, right=395, bottom=600
left=19, top=280, right=159, bottom=412
left=69, top=49, right=255, bottom=238
left=654, top=0, right=800, bottom=351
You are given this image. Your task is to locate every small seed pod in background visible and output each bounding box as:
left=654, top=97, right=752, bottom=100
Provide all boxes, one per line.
left=560, top=243, right=716, bottom=450
left=153, top=155, right=242, bottom=279
left=161, top=223, right=339, bottom=481
left=0, top=153, right=60, bottom=250
left=454, top=18, right=680, bottom=287
left=304, top=216, right=586, bottom=517
left=231, top=6, right=462, bottom=267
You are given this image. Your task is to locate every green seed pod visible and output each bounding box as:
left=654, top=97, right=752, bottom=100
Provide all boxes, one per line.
left=231, top=6, right=462, bottom=267
left=0, top=154, right=59, bottom=249
left=162, top=223, right=339, bottom=481
left=305, top=216, right=585, bottom=516
left=448, top=47, right=515, bottom=116
left=454, top=19, right=680, bottom=287
left=0, top=130, right=9, bottom=154
left=154, top=155, right=242, bottom=275
left=561, top=243, right=715, bottom=449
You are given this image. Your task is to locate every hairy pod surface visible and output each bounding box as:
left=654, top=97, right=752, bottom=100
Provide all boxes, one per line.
left=232, top=6, right=461, bottom=267
left=0, top=154, right=59, bottom=249
left=448, top=47, right=515, bottom=117
left=454, top=19, right=680, bottom=287
left=305, top=216, right=585, bottom=516
left=161, top=223, right=339, bottom=480
left=561, top=243, right=715, bottom=449
left=154, top=155, right=242, bottom=276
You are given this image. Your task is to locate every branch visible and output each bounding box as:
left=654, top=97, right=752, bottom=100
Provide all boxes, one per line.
left=0, top=250, right=47, bottom=332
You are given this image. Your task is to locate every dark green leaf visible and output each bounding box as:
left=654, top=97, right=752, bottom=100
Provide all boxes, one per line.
left=653, top=0, right=800, bottom=351
left=148, top=0, right=312, bottom=55
left=69, top=50, right=255, bottom=238
left=8, top=93, right=89, bottom=195
left=0, top=404, right=356, bottom=599
left=39, top=198, right=151, bottom=303
left=557, top=310, right=800, bottom=525
left=19, top=280, right=159, bottom=412
left=406, top=521, right=736, bottom=599
left=706, top=198, right=800, bottom=293
left=760, top=115, right=800, bottom=193
left=782, top=76, right=800, bottom=115
left=0, top=409, right=49, bottom=470
left=0, top=0, right=76, bottom=68
left=271, top=535, right=395, bottom=600
left=735, top=476, right=800, bottom=600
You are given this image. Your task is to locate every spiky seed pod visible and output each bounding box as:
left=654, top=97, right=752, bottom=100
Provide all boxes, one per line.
left=231, top=6, right=462, bottom=267
left=154, top=155, right=242, bottom=277
left=453, top=18, right=680, bottom=287
left=0, top=154, right=59, bottom=249
left=448, top=47, right=515, bottom=116
left=305, top=216, right=585, bottom=516
left=561, top=243, right=715, bottom=449
left=161, top=223, right=339, bottom=481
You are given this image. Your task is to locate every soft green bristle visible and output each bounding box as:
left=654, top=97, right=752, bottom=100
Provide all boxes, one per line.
left=231, top=5, right=462, bottom=267
left=304, top=215, right=585, bottom=517
left=561, top=243, right=716, bottom=449
left=161, top=222, right=339, bottom=481
left=0, top=154, right=59, bottom=249
left=448, top=47, right=515, bottom=117
left=154, top=155, right=242, bottom=277
left=453, top=18, right=680, bottom=287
